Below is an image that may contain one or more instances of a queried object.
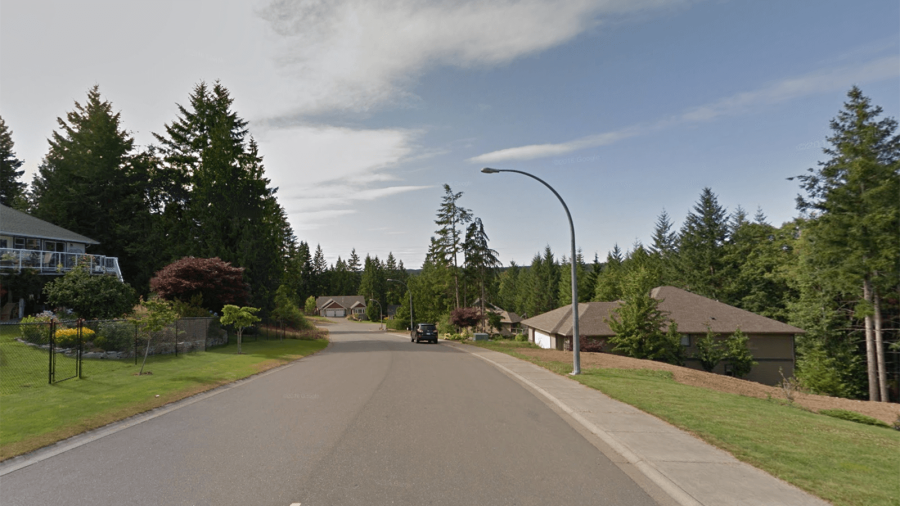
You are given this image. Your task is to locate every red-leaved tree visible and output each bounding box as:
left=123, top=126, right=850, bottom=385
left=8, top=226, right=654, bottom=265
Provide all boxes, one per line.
left=150, top=257, right=249, bottom=312
left=449, top=307, right=481, bottom=329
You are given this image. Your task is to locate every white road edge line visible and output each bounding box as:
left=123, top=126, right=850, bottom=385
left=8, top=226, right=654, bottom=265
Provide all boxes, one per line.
left=456, top=345, right=703, bottom=506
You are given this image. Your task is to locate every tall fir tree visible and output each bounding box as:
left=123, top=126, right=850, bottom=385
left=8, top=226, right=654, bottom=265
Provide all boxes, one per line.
left=154, top=81, right=291, bottom=310
left=434, top=184, right=472, bottom=308
left=794, top=86, right=899, bottom=401
left=31, top=85, right=156, bottom=290
left=677, top=188, right=730, bottom=300
left=0, top=115, right=26, bottom=208
left=463, top=217, right=500, bottom=327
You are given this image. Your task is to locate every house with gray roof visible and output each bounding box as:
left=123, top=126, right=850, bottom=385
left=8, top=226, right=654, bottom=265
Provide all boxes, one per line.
left=315, top=295, right=367, bottom=318
left=471, top=298, right=523, bottom=335
left=1, top=204, right=123, bottom=319
left=520, top=286, right=804, bottom=385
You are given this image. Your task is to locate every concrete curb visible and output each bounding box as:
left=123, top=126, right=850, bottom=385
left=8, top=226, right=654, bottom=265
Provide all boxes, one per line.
left=448, top=342, right=831, bottom=506
left=452, top=343, right=703, bottom=506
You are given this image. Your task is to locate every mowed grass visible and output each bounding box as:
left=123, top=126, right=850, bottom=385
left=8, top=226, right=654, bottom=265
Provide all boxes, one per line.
left=0, top=325, right=328, bottom=461
left=470, top=340, right=900, bottom=506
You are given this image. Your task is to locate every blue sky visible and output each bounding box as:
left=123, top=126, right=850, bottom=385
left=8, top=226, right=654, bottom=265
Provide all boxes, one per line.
left=2, top=0, right=898, bottom=268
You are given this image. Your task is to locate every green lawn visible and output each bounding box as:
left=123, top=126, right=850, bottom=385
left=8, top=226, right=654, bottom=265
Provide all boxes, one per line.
left=470, top=340, right=900, bottom=506
left=0, top=325, right=328, bottom=460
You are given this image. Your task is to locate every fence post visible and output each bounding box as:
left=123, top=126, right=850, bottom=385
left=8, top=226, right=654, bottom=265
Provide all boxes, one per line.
left=174, top=319, right=178, bottom=357
left=48, top=321, right=55, bottom=384
left=77, top=320, right=82, bottom=379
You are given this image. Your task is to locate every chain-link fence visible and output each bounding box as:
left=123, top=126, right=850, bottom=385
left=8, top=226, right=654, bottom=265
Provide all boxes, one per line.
left=0, top=317, right=221, bottom=393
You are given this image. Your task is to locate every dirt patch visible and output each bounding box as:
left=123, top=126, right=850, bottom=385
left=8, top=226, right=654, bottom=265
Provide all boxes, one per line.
left=517, top=348, right=900, bottom=425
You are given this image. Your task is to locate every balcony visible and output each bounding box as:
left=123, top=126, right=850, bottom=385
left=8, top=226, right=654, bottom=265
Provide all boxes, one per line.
left=0, top=248, right=123, bottom=281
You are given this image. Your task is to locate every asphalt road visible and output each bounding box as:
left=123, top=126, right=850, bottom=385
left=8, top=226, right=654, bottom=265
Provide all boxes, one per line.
left=0, top=320, right=668, bottom=506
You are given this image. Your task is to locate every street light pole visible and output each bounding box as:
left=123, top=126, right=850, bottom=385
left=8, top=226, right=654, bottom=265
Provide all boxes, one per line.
left=369, top=298, right=383, bottom=330
left=481, top=167, right=581, bottom=375
left=387, top=279, right=413, bottom=331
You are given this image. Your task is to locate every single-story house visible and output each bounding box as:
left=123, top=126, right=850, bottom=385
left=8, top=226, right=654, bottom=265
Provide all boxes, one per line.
left=315, top=295, right=367, bottom=318
left=520, top=286, right=804, bottom=385
left=471, top=298, right=523, bottom=335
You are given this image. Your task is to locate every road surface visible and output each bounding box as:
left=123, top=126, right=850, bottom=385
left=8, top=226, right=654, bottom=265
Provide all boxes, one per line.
left=0, top=320, right=673, bottom=505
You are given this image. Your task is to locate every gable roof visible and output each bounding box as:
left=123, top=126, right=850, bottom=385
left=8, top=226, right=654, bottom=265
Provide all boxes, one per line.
left=0, top=204, right=99, bottom=245
left=315, top=295, right=366, bottom=310
left=521, top=286, right=803, bottom=337
left=651, top=286, right=804, bottom=334
left=471, top=298, right=523, bottom=324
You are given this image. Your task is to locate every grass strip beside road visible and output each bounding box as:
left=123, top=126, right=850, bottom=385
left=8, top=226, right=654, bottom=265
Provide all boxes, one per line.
left=469, top=340, right=900, bottom=506
left=0, top=335, right=328, bottom=461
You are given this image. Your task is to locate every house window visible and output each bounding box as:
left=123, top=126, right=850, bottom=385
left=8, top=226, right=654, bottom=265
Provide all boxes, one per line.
left=680, top=334, right=691, bottom=347
left=25, top=238, right=40, bottom=250
left=14, top=237, right=25, bottom=249
left=43, top=241, right=65, bottom=252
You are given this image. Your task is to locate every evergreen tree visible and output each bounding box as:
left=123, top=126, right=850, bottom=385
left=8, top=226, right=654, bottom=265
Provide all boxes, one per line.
left=593, top=245, right=625, bottom=301
left=31, top=85, right=157, bottom=290
left=0, top=115, right=26, bottom=208
left=497, top=262, right=521, bottom=313
left=558, top=250, right=589, bottom=305
left=154, top=81, right=290, bottom=309
left=359, top=255, right=386, bottom=321
left=677, top=188, right=730, bottom=300
left=794, top=86, right=900, bottom=401
left=606, top=266, right=683, bottom=365
left=522, top=246, right=559, bottom=317
left=434, top=184, right=472, bottom=308
left=463, top=217, right=500, bottom=329
left=311, top=244, right=328, bottom=296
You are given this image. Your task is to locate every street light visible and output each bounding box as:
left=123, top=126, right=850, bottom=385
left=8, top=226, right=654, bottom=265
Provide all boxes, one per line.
left=481, top=167, right=581, bottom=375
left=368, top=298, right=383, bottom=330
left=386, top=278, right=414, bottom=332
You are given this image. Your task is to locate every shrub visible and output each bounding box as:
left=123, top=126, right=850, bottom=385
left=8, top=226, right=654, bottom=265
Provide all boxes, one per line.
left=19, top=315, right=53, bottom=344
left=694, top=326, right=724, bottom=372
left=581, top=337, right=605, bottom=352
left=96, top=321, right=135, bottom=352
left=304, top=296, right=317, bottom=316
left=515, top=333, right=527, bottom=343
left=722, top=328, right=755, bottom=379
left=450, top=307, right=480, bottom=329
left=43, top=263, right=136, bottom=319
left=54, top=327, right=95, bottom=348
left=819, top=409, right=891, bottom=429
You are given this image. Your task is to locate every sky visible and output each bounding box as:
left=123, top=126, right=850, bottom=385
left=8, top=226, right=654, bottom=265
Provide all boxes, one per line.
left=2, top=0, right=898, bottom=269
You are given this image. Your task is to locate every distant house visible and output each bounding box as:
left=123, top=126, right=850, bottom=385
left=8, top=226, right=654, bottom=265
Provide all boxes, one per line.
left=519, top=286, right=804, bottom=385
left=386, top=304, right=400, bottom=319
left=315, top=295, right=367, bottom=318
left=471, top=298, right=522, bottom=335
left=1, top=204, right=123, bottom=320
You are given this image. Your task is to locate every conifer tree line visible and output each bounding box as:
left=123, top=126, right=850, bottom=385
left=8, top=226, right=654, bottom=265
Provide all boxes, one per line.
left=0, top=83, right=406, bottom=316
left=407, top=88, right=898, bottom=402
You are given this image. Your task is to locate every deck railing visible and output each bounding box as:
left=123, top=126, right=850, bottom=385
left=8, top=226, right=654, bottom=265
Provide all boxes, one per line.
left=0, top=248, right=123, bottom=281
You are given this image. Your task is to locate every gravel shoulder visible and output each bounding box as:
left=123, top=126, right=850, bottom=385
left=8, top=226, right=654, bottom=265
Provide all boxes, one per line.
left=516, top=348, right=899, bottom=425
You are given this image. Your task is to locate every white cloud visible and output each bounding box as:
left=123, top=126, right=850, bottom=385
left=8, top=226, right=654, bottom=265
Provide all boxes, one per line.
left=468, top=55, right=900, bottom=164
left=256, top=124, right=433, bottom=230
left=258, top=0, right=694, bottom=116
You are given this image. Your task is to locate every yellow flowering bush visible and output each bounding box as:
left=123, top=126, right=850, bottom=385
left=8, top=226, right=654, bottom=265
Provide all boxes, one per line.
left=54, top=327, right=95, bottom=348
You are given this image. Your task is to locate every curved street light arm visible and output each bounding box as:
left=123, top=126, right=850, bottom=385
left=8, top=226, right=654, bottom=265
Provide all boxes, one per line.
left=481, top=167, right=581, bottom=375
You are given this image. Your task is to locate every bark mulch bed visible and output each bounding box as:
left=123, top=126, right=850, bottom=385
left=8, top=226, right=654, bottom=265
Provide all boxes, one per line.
left=516, top=348, right=899, bottom=425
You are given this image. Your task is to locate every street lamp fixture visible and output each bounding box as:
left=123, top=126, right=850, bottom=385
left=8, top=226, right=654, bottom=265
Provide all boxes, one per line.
left=387, top=278, right=414, bottom=332
left=368, top=298, right=383, bottom=331
left=481, top=167, right=581, bottom=375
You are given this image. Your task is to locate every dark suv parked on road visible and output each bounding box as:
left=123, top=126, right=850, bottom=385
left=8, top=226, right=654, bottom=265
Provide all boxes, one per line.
left=411, top=323, right=438, bottom=344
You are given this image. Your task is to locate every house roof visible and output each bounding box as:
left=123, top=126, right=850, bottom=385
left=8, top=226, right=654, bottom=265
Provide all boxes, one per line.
left=471, top=299, right=523, bottom=324
left=651, top=286, right=804, bottom=334
left=315, top=295, right=366, bottom=310
left=520, top=286, right=803, bottom=337
left=0, top=204, right=99, bottom=245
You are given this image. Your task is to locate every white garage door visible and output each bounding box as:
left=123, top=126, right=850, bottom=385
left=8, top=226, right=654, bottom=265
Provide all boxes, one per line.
left=325, top=309, right=346, bottom=317
left=534, top=330, right=551, bottom=349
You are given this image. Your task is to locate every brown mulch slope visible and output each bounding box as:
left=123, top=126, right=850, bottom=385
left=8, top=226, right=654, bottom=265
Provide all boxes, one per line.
left=517, top=348, right=900, bottom=425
